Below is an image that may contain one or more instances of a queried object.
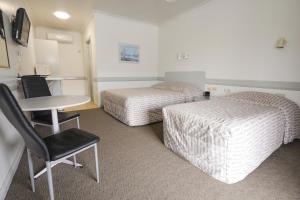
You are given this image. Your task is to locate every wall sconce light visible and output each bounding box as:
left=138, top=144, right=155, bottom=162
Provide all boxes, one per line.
left=276, top=37, right=287, bottom=49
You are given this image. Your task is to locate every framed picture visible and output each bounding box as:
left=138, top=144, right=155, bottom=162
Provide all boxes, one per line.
left=119, top=43, right=139, bottom=63
left=0, top=10, right=10, bottom=69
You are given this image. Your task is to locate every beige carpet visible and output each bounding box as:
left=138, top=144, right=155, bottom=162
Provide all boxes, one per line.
left=5, top=109, right=300, bottom=200
left=63, top=102, right=99, bottom=112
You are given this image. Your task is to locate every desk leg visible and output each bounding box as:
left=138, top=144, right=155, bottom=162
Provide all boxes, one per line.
left=51, top=109, right=59, bottom=134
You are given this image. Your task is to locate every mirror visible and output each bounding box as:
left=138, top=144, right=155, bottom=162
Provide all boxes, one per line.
left=0, top=9, right=10, bottom=68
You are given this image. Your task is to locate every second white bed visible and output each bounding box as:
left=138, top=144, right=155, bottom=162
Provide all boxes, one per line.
left=163, top=92, right=300, bottom=184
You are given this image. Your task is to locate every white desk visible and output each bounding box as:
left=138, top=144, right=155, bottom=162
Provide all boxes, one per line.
left=19, top=95, right=90, bottom=134
left=19, top=95, right=90, bottom=179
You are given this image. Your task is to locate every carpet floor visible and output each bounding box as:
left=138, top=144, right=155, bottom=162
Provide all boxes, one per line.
left=5, top=109, right=300, bottom=200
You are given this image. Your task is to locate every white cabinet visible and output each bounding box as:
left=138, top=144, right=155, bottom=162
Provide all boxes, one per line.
left=34, top=39, right=59, bottom=75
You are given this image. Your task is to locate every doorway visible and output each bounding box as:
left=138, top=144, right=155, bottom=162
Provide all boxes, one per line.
left=65, top=37, right=99, bottom=112
left=85, top=37, right=99, bottom=107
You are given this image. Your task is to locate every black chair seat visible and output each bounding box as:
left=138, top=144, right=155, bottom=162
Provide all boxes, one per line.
left=44, top=128, right=100, bottom=161
left=32, top=112, right=80, bottom=125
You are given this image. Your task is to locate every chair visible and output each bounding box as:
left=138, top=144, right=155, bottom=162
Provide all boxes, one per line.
left=21, top=75, right=81, bottom=131
left=0, top=84, right=100, bottom=200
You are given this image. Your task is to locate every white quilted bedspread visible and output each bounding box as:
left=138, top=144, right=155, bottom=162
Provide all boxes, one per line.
left=103, top=88, right=201, bottom=126
left=163, top=92, right=300, bottom=184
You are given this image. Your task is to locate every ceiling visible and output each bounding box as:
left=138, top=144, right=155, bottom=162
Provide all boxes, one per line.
left=26, top=0, right=208, bottom=31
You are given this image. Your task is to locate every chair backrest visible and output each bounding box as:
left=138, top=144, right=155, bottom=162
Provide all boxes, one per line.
left=21, top=75, right=51, bottom=98
left=0, top=84, right=50, bottom=161
left=21, top=75, right=52, bottom=118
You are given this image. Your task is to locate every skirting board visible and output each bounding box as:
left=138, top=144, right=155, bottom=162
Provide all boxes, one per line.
left=0, top=142, right=25, bottom=200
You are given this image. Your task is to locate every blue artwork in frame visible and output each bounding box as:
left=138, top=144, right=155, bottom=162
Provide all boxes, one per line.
left=119, top=43, right=140, bottom=63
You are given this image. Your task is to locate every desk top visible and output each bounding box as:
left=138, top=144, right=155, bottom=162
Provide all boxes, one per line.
left=19, top=96, right=90, bottom=111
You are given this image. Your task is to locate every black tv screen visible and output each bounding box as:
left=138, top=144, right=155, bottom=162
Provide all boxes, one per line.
left=12, top=8, right=31, bottom=47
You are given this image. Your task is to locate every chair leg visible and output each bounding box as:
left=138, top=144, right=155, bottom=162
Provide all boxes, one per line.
left=94, top=144, right=100, bottom=183
left=27, top=149, right=35, bottom=192
left=73, top=155, right=77, bottom=168
left=72, top=117, right=81, bottom=167
left=46, top=162, right=55, bottom=200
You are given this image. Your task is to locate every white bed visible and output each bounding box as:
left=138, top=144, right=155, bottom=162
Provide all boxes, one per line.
left=163, top=91, right=300, bottom=184
left=103, top=71, right=205, bottom=126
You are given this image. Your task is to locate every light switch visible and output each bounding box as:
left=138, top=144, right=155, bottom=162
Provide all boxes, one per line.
left=177, top=53, right=183, bottom=61
left=183, top=53, right=190, bottom=60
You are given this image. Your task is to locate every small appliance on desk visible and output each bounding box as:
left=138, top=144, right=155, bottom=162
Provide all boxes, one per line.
left=203, top=91, right=210, bottom=99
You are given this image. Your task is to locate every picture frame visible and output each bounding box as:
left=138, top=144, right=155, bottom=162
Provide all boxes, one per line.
left=119, top=43, right=140, bottom=63
left=0, top=9, right=10, bottom=69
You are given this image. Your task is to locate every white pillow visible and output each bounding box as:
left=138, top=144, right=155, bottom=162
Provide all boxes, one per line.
left=152, top=81, right=202, bottom=95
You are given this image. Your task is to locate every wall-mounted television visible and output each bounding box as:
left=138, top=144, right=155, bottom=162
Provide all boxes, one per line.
left=12, top=8, right=31, bottom=47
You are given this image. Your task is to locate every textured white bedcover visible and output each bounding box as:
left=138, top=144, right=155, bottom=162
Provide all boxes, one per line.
left=163, top=92, right=300, bottom=184
left=103, top=87, right=201, bottom=126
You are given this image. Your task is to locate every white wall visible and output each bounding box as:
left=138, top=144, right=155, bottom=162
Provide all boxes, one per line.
left=94, top=12, right=159, bottom=77
left=35, top=27, right=87, bottom=95
left=0, top=0, right=36, bottom=199
left=159, top=0, right=300, bottom=82
left=90, top=12, right=160, bottom=105
left=159, top=0, right=300, bottom=104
